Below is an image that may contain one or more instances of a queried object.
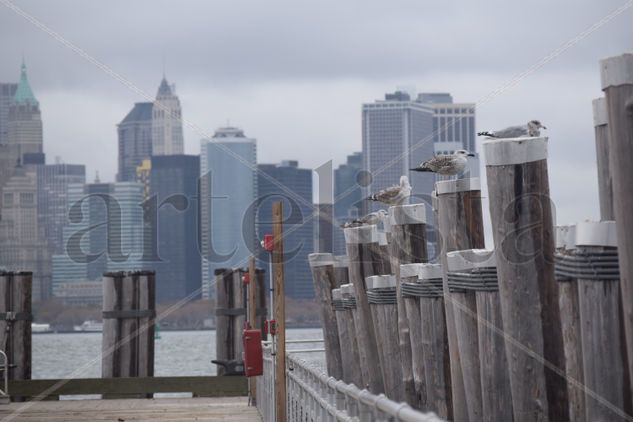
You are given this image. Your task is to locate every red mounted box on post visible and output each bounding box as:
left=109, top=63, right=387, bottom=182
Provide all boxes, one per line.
left=242, top=329, right=263, bottom=377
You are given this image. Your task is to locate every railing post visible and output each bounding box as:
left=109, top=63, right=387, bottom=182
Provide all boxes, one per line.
left=272, top=201, right=286, bottom=422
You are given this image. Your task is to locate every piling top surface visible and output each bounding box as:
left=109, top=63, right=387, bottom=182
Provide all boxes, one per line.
left=333, top=255, right=349, bottom=268
left=344, top=224, right=379, bottom=244
left=556, top=225, right=577, bottom=250
left=308, top=253, right=335, bottom=267
left=435, top=178, right=480, bottom=195
left=446, top=249, right=496, bottom=271
left=332, top=288, right=343, bottom=301
left=575, top=220, right=618, bottom=247
left=378, top=231, right=388, bottom=246
left=365, top=274, right=396, bottom=290
left=592, top=97, right=608, bottom=127
left=400, top=263, right=424, bottom=278
left=388, top=203, right=426, bottom=226
left=419, top=263, right=443, bottom=280
left=600, top=53, right=633, bottom=89
left=341, top=283, right=355, bottom=296
left=483, top=137, right=548, bottom=166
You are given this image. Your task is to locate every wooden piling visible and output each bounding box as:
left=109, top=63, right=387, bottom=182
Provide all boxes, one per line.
left=601, top=54, right=633, bottom=392
left=308, top=253, right=343, bottom=379
left=255, top=268, right=267, bottom=339
left=232, top=269, right=246, bottom=364
left=436, top=177, right=484, bottom=421
left=446, top=249, right=513, bottom=422
left=344, top=225, right=384, bottom=393
left=484, top=136, right=569, bottom=421
left=248, top=257, right=257, bottom=404
left=340, top=283, right=363, bottom=387
left=0, top=271, right=32, bottom=387
left=593, top=97, right=614, bottom=220
left=333, top=255, right=350, bottom=287
left=575, top=221, right=627, bottom=421
left=214, top=268, right=234, bottom=376
left=389, top=203, right=428, bottom=409
left=332, top=288, right=355, bottom=385
left=272, top=201, right=286, bottom=422
left=366, top=274, right=405, bottom=402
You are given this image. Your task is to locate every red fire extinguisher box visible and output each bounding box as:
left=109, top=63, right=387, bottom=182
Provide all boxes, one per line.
left=242, top=329, right=263, bottom=377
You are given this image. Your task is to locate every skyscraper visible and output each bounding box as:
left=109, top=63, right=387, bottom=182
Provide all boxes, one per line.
left=0, top=83, right=17, bottom=145
left=257, top=160, right=314, bottom=299
left=361, top=90, right=435, bottom=214
left=333, top=152, right=363, bottom=255
left=200, top=127, right=257, bottom=298
left=152, top=77, right=184, bottom=156
left=117, top=102, right=153, bottom=182
left=8, top=61, right=42, bottom=164
left=150, top=155, right=201, bottom=303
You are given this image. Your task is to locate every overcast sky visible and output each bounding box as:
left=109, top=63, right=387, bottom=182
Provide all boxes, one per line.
left=1, top=0, right=632, bottom=241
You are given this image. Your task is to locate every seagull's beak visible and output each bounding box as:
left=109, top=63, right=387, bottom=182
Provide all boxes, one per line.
left=542, top=126, right=547, bottom=129
left=409, top=168, right=420, bottom=171
left=467, top=153, right=475, bottom=157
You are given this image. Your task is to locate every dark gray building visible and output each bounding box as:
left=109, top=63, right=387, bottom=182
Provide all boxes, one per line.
left=333, top=152, right=362, bottom=255
left=0, top=83, right=17, bottom=145
left=257, top=160, right=314, bottom=299
left=117, top=102, right=153, bottom=182
left=150, top=155, right=201, bottom=303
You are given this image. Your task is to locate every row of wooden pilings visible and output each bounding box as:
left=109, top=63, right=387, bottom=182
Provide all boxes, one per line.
left=308, top=53, right=633, bottom=422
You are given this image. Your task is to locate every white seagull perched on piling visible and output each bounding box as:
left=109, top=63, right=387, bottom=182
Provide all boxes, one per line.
left=477, top=120, right=547, bottom=138
left=341, top=209, right=388, bottom=228
left=410, top=150, right=474, bottom=176
left=366, top=176, right=411, bottom=206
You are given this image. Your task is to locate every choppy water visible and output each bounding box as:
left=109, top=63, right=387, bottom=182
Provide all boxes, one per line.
left=33, top=328, right=325, bottom=379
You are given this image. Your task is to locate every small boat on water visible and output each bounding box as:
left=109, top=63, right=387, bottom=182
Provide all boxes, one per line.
left=73, top=320, right=103, bottom=333
left=31, top=323, right=53, bottom=334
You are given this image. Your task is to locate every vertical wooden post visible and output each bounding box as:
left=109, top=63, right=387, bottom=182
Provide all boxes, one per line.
left=484, top=137, right=569, bottom=422
left=436, top=177, right=484, bottom=421
left=333, top=255, right=350, bottom=286
left=255, top=268, right=267, bottom=340
left=555, top=225, right=585, bottom=421
left=340, top=283, right=363, bottom=387
left=601, top=54, right=633, bottom=391
left=308, top=253, right=344, bottom=379
left=214, top=269, right=232, bottom=376
left=135, top=271, right=155, bottom=382
left=575, top=221, right=627, bottom=421
left=272, top=201, right=286, bottom=422
left=232, top=269, right=246, bottom=363
left=344, top=225, right=385, bottom=393
left=389, top=204, right=428, bottom=408
left=593, top=97, right=614, bottom=221
left=102, top=272, right=121, bottom=379
left=248, top=256, right=257, bottom=404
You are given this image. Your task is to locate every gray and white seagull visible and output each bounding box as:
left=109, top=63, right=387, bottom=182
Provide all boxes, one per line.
left=477, top=120, right=547, bottom=138
left=410, top=150, right=474, bottom=176
left=365, top=176, right=411, bottom=206
left=341, top=209, right=388, bottom=228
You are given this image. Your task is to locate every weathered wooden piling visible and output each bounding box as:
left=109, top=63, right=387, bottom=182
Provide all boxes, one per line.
left=232, top=269, right=246, bottom=364
left=554, top=225, right=585, bottom=422
left=214, top=268, right=244, bottom=375
left=575, top=221, right=627, bottom=421
left=446, top=249, right=513, bottom=422
left=102, top=271, right=156, bottom=393
left=333, top=255, right=350, bottom=287
left=436, top=177, right=484, bottom=421
left=366, top=274, right=405, bottom=402
left=340, top=283, right=363, bottom=387
left=332, top=287, right=360, bottom=386
left=601, top=54, right=633, bottom=390
left=255, top=268, right=267, bottom=339
left=484, top=136, right=569, bottom=421
left=377, top=231, right=393, bottom=274
left=593, top=97, right=614, bottom=220
left=344, top=225, right=384, bottom=393
left=0, top=271, right=32, bottom=386
left=389, top=203, right=428, bottom=409
left=308, top=253, right=344, bottom=380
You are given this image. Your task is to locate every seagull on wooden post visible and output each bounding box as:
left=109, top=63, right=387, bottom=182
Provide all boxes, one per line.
left=341, top=209, right=388, bottom=228
left=477, top=120, right=547, bottom=138
left=365, top=176, right=411, bottom=206
left=410, top=150, right=474, bottom=176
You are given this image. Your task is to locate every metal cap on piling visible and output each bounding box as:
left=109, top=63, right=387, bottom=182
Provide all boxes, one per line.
left=483, top=137, right=548, bottom=166
left=575, top=220, right=618, bottom=247
left=365, top=275, right=397, bottom=290
left=446, top=249, right=496, bottom=272
left=400, top=263, right=423, bottom=279
left=592, top=98, right=608, bottom=127
left=308, top=253, right=335, bottom=267
left=556, top=225, right=577, bottom=251
left=341, top=283, right=355, bottom=297
left=333, top=255, right=349, bottom=268
left=388, top=203, right=426, bottom=226
left=435, top=178, right=481, bottom=195
left=332, top=288, right=343, bottom=301
left=343, top=225, right=379, bottom=244
left=418, top=263, right=443, bottom=280
left=600, top=53, right=633, bottom=89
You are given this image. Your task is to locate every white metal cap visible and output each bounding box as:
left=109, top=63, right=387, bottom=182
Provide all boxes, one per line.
left=400, top=263, right=424, bottom=279
left=575, top=220, right=618, bottom=247
left=435, top=178, right=481, bottom=195
left=365, top=274, right=397, bottom=290
left=600, top=53, right=633, bottom=89
left=446, top=249, right=496, bottom=271
left=332, top=288, right=342, bottom=301
left=592, top=97, right=608, bottom=127
left=483, top=137, right=548, bottom=166
left=555, top=225, right=576, bottom=250
left=341, top=283, right=355, bottom=296
left=378, top=231, right=388, bottom=246
left=333, top=255, right=349, bottom=268
left=418, top=263, right=443, bottom=280
left=389, top=204, right=427, bottom=226
left=344, top=225, right=379, bottom=244
left=308, top=253, right=335, bottom=267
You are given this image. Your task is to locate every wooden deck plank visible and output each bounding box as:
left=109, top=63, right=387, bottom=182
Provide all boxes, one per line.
left=0, top=397, right=259, bottom=421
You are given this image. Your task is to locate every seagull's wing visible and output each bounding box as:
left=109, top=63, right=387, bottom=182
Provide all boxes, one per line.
left=374, top=185, right=402, bottom=204
left=493, top=125, right=528, bottom=138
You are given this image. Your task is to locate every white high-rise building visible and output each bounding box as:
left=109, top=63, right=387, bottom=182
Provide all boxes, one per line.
left=152, top=77, right=184, bottom=156
left=200, top=127, right=257, bottom=298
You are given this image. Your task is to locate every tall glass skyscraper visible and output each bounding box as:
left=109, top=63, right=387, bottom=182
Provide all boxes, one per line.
left=117, top=102, right=153, bottom=182
left=152, top=77, right=184, bottom=156
left=257, top=160, right=314, bottom=299
left=200, top=127, right=257, bottom=298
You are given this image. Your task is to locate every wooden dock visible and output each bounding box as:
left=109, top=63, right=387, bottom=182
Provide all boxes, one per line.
left=0, top=397, right=259, bottom=421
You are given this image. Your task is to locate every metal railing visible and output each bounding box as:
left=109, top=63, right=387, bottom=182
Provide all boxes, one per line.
left=256, top=341, right=445, bottom=422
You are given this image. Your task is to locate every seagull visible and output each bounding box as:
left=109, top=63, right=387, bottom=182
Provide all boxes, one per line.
left=366, top=176, right=411, bottom=205
left=410, top=150, right=474, bottom=176
left=341, top=210, right=387, bottom=228
left=477, top=120, right=547, bottom=138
